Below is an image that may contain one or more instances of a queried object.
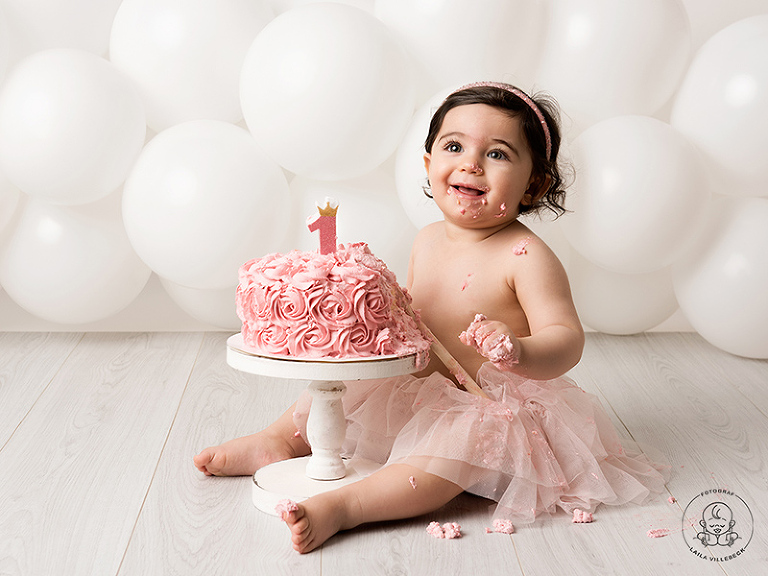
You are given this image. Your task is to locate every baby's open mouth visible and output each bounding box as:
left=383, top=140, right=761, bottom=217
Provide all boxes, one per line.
left=450, top=184, right=489, bottom=197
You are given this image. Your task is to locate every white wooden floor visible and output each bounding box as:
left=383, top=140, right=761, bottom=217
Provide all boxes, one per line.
left=0, top=332, right=765, bottom=576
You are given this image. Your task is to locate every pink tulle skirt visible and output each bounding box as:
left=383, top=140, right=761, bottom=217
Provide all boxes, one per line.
left=293, top=363, right=669, bottom=524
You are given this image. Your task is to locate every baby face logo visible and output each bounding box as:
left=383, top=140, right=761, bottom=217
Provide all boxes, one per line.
left=683, top=489, right=753, bottom=561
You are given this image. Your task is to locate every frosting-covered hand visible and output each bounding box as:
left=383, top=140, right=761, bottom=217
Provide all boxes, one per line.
left=459, top=313, right=520, bottom=371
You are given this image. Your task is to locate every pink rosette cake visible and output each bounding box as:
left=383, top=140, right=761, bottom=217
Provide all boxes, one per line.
left=236, top=242, right=430, bottom=360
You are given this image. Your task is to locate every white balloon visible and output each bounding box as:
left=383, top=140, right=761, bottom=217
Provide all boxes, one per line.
left=376, top=0, right=544, bottom=102
left=673, top=197, right=768, bottom=359
left=269, top=0, right=373, bottom=14
left=671, top=15, right=768, bottom=198
left=289, top=169, right=417, bottom=282
left=123, top=120, right=291, bottom=290
left=160, top=278, right=240, bottom=329
left=110, top=0, right=274, bottom=132
left=240, top=3, right=415, bottom=180
left=561, top=116, right=710, bottom=274
left=0, top=0, right=123, bottom=62
left=0, top=49, right=145, bottom=205
left=0, top=195, right=151, bottom=324
left=0, top=168, right=20, bottom=237
left=394, top=88, right=452, bottom=230
left=536, top=0, right=691, bottom=127
left=0, top=6, right=9, bottom=84
left=569, top=251, right=678, bottom=335
left=680, top=0, right=768, bottom=50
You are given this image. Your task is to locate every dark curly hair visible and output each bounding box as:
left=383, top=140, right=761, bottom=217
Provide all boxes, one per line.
left=423, top=83, right=570, bottom=218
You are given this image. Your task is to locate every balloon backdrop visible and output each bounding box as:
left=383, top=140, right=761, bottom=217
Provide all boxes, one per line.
left=395, top=88, right=453, bottom=230
left=240, top=2, right=414, bottom=180
left=672, top=197, right=768, bottom=358
left=0, top=194, right=150, bottom=323
left=536, top=0, right=691, bottom=128
left=569, top=251, right=678, bottom=335
left=110, top=0, right=274, bottom=132
left=0, top=0, right=123, bottom=62
left=0, top=169, right=20, bottom=237
left=0, top=49, right=145, bottom=205
left=376, top=0, right=544, bottom=101
left=561, top=115, right=710, bottom=274
left=671, top=15, right=768, bottom=198
left=160, top=278, right=240, bottom=330
left=0, top=1, right=765, bottom=358
left=122, top=120, right=290, bottom=290
left=0, top=7, right=9, bottom=84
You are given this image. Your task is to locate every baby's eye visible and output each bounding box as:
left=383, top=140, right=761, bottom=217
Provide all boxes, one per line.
left=488, top=149, right=508, bottom=160
left=444, top=141, right=462, bottom=153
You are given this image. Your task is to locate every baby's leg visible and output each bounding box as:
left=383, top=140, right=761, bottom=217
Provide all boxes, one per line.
left=283, top=463, right=463, bottom=553
left=194, top=403, right=310, bottom=476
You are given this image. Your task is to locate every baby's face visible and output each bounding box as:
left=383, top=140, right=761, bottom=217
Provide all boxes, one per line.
left=424, top=103, right=535, bottom=229
left=703, top=512, right=731, bottom=534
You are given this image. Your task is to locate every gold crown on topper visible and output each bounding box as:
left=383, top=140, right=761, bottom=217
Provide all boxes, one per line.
left=316, top=196, right=339, bottom=217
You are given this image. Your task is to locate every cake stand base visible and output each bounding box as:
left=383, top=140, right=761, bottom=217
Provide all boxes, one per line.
left=252, top=456, right=381, bottom=515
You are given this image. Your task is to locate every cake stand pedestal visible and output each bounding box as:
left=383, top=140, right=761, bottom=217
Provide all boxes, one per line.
left=226, top=334, right=421, bottom=516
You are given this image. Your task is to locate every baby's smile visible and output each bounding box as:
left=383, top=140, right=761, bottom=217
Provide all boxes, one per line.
left=450, top=183, right=489, bottom=198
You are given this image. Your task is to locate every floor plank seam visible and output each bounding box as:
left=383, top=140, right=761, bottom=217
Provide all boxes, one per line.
left=509, top=536, right=527, bottom=576
left=114, top=333, right=206, bottom=576
left=0, top=332, right=86, bottom=455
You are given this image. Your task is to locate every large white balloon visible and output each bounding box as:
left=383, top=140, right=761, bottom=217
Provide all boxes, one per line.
left=395, top=88, right=452, bottom=230
left=289, top=169, right=417, bottom=282
left=671, top=15, right=768, bottom=198
left=122, top=120, right=291, bottom=290
left=0, top=0, right=123, bottom=62
left=110, top=0, right=274, bottom=132
left=0, top=49, right=145, bottom=205
left=0, top=168, right=20, bottom=237
left=673, top=197, right=768, bottom=359
left=160, top=278, right=240, bottom=329
left=269, top=0, right=374, bottom=13
left=561, top=116, right=710, bottom=274
left=0, top=6, right=9, bottom=84
left=568, top=251, right=678, bottom=335
left=240, top=3, right=415, bottom=180
left=0, top=195, right=151, bottom=324
left=375, top=0, right=545, bottom=101
left=536, top=0, right=691, bottom=127
left=680, top=0, right=768, bottom=50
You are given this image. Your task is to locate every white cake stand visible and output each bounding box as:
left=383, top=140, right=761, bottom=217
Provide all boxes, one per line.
left=226, top=334, right=422, bottom=515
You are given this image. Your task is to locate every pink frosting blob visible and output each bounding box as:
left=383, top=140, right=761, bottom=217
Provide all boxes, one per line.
left=572, top=509, right=593, bottom=523
left=459, top=313, right=519, bottom=370
left=427, top=521, right=462, bottom=539
left=275, top=499, right=299, bottom=519
left=492, top=519, right=515, bottom=534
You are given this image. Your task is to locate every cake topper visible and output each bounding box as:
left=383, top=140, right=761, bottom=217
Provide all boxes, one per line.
left=307, top=196, right=338, bottom=255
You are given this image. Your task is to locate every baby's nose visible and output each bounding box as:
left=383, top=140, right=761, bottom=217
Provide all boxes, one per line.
left=462, top=160, right=483, bottom=174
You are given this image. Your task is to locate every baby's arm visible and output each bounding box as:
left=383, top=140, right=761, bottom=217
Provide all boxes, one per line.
left=508, top=238, right=584, bottom=380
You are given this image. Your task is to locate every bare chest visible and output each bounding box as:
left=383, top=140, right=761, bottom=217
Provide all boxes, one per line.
left=410, top=246, right=530, bottom=341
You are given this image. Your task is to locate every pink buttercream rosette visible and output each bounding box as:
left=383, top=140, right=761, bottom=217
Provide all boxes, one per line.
left=237, top=243, right=430, bottom=360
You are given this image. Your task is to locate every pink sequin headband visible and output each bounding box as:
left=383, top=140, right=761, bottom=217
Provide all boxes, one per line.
left=453, top=81, right=552, bottom=160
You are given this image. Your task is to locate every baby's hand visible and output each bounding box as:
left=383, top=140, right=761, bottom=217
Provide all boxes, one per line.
left=459, top=314, right=520, bottom=371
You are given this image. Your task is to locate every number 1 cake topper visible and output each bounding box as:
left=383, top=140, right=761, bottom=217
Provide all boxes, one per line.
left=307, top=197, right=338, bottom=255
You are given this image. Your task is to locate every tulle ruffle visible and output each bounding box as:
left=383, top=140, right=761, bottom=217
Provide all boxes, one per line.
left=293, top=363, right=669, bottom=524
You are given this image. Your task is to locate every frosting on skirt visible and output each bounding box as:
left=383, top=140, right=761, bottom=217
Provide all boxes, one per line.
left=293, top=363, right=669, bottom=524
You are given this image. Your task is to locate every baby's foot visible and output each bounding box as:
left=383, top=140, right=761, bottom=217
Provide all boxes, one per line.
left=194, top=430, right=305, bottom=476
left=283, top=492, right=349, bottom=554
